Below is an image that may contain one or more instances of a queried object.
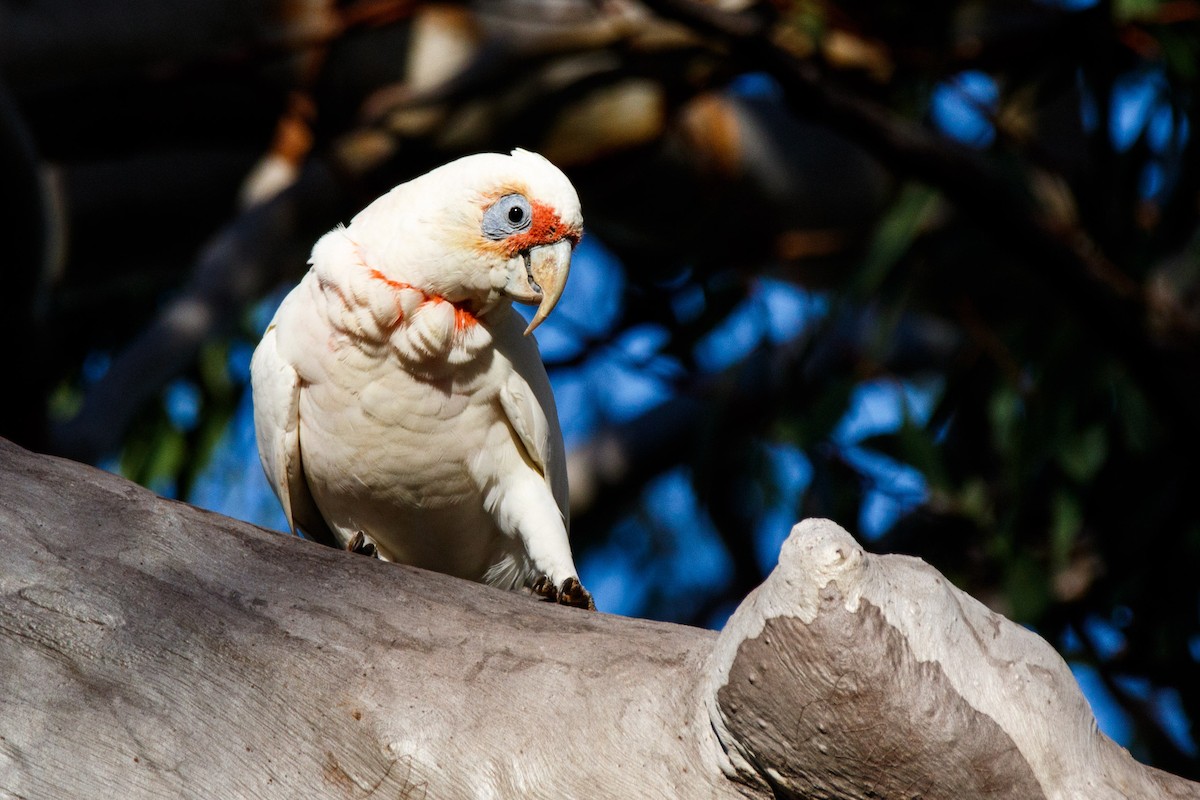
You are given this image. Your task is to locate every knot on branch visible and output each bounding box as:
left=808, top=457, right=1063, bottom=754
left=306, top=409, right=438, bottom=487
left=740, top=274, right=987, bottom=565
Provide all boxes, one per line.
left=699, top=518, right=1187, bottom=799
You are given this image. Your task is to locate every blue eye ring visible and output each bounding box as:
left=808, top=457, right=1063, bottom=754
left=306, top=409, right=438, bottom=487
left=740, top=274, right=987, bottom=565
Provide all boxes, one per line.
left=482, top=194, right=533, bottom=240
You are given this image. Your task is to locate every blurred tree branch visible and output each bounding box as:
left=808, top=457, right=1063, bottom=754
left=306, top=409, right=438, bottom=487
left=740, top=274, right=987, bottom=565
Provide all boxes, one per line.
left=49, top=164, right=344, bottom=461
left=647, top=10, right=1200, bottom=466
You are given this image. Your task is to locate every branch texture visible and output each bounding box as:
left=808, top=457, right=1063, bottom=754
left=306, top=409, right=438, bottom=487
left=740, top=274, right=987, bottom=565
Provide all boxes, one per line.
left=0, top=439, right=1195, bottom=799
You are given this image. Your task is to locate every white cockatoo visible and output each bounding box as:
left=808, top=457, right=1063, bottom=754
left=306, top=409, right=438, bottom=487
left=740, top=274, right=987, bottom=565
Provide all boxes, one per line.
left=250, top=149, right=593, bottom=609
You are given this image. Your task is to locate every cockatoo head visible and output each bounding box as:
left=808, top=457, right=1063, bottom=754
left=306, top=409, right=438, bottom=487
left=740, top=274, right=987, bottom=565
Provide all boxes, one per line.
left=348, top=149, right=583, bottom=335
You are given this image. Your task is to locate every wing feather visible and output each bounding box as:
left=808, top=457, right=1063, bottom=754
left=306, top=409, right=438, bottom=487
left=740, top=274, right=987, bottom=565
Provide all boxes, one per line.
left=249, top=322, right=337, bottom=546
left=498, top=353, right=569, bottom=527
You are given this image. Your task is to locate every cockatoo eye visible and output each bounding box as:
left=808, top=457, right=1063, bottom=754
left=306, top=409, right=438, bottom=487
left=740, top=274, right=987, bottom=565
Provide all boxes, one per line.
left=482, top=194, right=533, bottom=240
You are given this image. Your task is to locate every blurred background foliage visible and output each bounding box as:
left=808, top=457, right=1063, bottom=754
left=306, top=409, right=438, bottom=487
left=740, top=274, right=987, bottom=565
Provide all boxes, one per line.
left=2, top=0, right=1198, bottom=777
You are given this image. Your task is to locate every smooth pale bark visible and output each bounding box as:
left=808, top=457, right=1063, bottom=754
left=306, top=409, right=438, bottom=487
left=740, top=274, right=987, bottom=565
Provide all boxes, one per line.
left=0, top=438, right=1196, bottom=799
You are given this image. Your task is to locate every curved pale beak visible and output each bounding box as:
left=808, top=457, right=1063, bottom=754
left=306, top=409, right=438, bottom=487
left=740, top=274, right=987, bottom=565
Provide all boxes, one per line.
left=506, top=238, right=573, bottom=336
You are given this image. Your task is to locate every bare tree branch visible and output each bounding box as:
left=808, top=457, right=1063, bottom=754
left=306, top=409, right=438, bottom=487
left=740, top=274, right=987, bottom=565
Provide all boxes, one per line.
left=2, top=438, right=1195, bottom=798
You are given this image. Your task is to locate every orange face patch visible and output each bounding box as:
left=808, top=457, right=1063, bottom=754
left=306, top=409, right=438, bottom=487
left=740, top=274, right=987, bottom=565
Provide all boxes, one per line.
left=499, top=200, right=582, bottom=257
left=474, top=190, right=582, bottom=259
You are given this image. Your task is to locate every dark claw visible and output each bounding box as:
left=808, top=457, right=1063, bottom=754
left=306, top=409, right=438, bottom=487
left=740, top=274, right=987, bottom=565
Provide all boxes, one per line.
left=557, top=577, right=595, bottom=611
left=347, top=531, right=379, bottom=558
left=531, top=574, right=559, bottom=602
left=531, top=575, right=594, bottom=610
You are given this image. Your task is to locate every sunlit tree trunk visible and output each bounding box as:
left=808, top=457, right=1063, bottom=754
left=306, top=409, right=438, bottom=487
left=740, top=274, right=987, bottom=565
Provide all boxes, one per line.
left=1, top=438, right=1196, bottom=799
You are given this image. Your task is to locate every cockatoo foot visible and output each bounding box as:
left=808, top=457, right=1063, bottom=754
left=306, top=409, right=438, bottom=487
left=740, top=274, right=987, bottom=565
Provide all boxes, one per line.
left=346, top=531, right=380, bottom=559
left=531, top=574, right=558, bottom=601
left=558, top=576, right=595, bottom=610
left=532, top=575, right=595, bottom=610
